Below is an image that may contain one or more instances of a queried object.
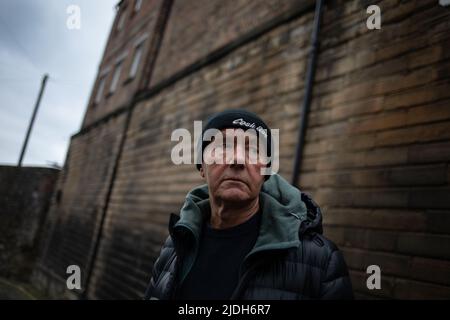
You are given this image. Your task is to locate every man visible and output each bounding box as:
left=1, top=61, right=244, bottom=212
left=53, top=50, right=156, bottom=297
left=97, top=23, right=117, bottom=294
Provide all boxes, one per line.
left=144, top=109, right=353, bottom=300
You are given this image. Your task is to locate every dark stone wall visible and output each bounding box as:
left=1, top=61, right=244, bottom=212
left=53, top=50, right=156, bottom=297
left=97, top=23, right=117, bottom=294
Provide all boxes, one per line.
left=0, top=166, right=59, bottom=281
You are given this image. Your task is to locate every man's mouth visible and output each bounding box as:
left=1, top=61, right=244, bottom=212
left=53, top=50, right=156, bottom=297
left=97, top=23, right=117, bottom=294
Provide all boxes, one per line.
left=222, top=178, right=247, bottom=186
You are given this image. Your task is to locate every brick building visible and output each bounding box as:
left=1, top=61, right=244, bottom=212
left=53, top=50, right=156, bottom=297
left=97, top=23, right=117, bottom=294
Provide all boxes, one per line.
left=33, top=0, right=450, bottom=299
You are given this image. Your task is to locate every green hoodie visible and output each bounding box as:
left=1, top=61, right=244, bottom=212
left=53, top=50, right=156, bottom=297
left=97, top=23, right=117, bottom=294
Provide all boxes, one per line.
left=171, top=173, right=308, bottom=286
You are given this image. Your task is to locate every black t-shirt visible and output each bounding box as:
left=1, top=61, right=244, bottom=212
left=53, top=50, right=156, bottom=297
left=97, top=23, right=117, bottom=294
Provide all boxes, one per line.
left=178, top=210, right=261, bottom=300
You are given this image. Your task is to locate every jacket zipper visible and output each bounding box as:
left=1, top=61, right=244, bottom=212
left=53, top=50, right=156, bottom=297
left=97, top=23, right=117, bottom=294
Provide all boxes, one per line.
left=230, top=263, right=258, bottom=300
left=230, top=246, right=298, bottom=300
left=230, top=251, right=269, bottom=300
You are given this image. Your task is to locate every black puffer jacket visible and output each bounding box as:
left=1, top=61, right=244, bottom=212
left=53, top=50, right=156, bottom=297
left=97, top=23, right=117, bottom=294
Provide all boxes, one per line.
left=144, top=174, right=353, bottom=300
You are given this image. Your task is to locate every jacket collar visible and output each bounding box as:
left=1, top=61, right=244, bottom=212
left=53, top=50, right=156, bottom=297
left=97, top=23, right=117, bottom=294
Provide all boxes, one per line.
left=169, top=174, right=317, bottom=254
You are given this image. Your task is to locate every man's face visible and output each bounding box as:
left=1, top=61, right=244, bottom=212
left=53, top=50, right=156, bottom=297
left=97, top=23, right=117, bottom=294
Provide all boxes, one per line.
left=200, top=128, right=267, bottom=204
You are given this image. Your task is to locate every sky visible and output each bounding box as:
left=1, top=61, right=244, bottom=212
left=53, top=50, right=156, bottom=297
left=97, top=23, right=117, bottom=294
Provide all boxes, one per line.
left=0, top=0, right=117, bottom=167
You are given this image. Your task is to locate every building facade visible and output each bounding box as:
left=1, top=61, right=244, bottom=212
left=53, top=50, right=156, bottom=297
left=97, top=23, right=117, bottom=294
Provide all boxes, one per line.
left=33, top=0, right=450, bottom=299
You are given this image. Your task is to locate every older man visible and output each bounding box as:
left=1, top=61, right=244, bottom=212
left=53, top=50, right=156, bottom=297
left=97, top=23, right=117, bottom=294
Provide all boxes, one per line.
left=144, top=109, right=353, bottom=300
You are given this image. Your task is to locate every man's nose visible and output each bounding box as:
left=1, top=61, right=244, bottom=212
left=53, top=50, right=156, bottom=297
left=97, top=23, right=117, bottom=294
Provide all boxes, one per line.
left=229, top=144, right=246, bottom=167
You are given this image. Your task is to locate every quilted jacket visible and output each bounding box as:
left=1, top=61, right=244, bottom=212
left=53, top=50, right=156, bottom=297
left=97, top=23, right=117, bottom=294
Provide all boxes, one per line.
left=144, top=174, right=353, bottom=300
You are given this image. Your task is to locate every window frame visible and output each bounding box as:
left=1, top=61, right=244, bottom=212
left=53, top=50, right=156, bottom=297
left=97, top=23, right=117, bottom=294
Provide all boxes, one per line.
left=109, top=61, right=124, bottom=94
left=134, top=0, right=143, bottom=12
left=116, top=9, right=127, bottom=32
left=128, top=43, right=144, bottom=80
left=94, top=75, right=107, bottom=105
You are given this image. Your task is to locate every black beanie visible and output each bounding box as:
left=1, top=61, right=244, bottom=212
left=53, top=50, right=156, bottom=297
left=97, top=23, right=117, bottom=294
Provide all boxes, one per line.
left=196, top=109, right=272, bottom=174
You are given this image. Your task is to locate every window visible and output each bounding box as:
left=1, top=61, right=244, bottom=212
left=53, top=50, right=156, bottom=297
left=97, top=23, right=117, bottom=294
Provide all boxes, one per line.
left=94, top=76, right=106, bottom=104
left=134, top=0, right=142, bottom=12
left=116, top=10, right=126, bottom=31
left=129, top=44, right=143, bottom=79
left=109, top=62, right=123, bottom=93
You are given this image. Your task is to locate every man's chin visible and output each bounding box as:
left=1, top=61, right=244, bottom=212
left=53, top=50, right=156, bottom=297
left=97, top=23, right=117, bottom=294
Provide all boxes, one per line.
left=218, top=189, right=250, bottom=203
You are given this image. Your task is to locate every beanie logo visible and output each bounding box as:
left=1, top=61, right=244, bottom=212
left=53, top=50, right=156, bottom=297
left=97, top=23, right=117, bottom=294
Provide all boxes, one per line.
left=232, top=118, right=268, bottom=138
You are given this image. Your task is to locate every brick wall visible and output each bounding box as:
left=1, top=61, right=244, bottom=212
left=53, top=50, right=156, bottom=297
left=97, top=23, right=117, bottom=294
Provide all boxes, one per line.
left=151, top=0, right=309, bottom=84
left=81, top=0, right=165, bottom=128
left=33, top=114, right=126, bottom=298
left=34, top=0, right=450, bottom=299
left=301, top=0, right=450, bottom=299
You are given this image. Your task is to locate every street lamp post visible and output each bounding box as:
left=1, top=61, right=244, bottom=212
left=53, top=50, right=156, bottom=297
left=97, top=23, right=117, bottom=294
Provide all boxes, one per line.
left=17, top=73, right=49, bottom=167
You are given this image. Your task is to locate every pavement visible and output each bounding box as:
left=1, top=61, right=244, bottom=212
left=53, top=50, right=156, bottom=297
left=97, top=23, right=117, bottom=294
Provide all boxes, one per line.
left=0, top=277, right=47, bottom=300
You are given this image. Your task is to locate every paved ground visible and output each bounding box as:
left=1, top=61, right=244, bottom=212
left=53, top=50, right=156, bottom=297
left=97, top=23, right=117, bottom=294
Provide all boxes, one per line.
left=0, top=278, right=47, bottom=300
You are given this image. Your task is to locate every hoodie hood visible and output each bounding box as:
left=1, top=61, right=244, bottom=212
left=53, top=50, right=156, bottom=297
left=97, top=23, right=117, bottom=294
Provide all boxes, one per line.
left=168, top=173, right=324, bottom=288
left=170, top=173, right=323, bottom=251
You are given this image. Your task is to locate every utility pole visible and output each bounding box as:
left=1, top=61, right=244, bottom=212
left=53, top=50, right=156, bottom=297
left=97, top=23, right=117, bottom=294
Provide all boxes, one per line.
left=18, top=73, right=49, bottom=167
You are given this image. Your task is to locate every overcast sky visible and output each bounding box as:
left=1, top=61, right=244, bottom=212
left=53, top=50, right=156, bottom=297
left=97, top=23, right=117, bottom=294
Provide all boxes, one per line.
left=0, top=0, right=117, bottom=167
